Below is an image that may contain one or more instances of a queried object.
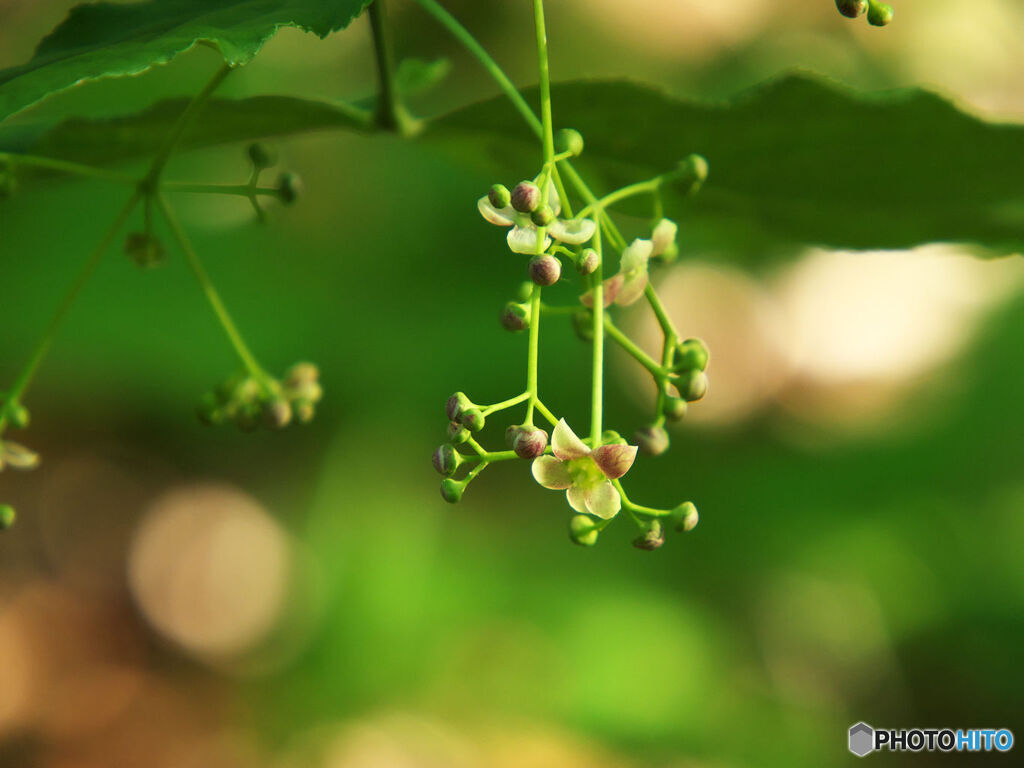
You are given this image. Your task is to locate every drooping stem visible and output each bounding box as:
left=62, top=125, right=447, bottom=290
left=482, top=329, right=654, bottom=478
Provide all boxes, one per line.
left=604, top=316, right=664, bottom=378
left=154, top=194, right=265, bottom=379
left=0, top=192, right=141, bottom=432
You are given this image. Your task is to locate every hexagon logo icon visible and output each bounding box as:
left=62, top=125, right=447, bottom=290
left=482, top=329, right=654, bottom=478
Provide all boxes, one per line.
left=849, top=722, right=875, bottom=757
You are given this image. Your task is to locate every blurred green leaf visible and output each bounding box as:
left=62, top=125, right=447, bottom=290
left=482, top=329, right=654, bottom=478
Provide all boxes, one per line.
left=0, top=0, right=371, bottom=122
left=396, top=57, right=451, bottom=97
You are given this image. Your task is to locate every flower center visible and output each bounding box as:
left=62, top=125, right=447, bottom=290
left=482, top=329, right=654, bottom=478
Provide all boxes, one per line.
left=566, top=456, right=605, bottom=489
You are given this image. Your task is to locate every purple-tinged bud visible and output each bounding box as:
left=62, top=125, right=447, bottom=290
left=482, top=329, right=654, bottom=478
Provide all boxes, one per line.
left=511, top=181, right=540, bottom=213
left=663, top=397, right=688, bottom=422
left=277, top=172, right=302, bottom=204
left=505, top=424, right=521, bottom=449
left=673, top=502, right=699, bottom=532
left=528, top=254, right=561, bottom=286
left=489, top=183, right=511, bottom=209
left=531, top=205, right=555, bottom=227
left=446, top=392, right=473, bottom=421
left=263, top=398, right=293, bottom=430
left=676, top=338, right=709, bottom=372
left=569, top=514, right=599, bottom=547
left=634, top=426, right=670, bottom=456
left=0, top=504, right=14, bottom=531
left=675, top=370, right=708, bottom=402
left=440, top=478, right=466, bottom=504
left=577, top=248, right=599, bottom=276
left=572, top=310, right=594, bottom=342
left=460, top=408, right=485, bottom=432
left=836, top=0, right=868, bottom=18
left=513, top=427, right=549, bottom=459
left=633, top=520, right=665, bottom=551
left=432, top=443, right=462, bottom=477
left=556, top=128, right=584, bottom=157
left=501, top=301, right=531, bottom=332
left=447, top=420, right=471, bottom=444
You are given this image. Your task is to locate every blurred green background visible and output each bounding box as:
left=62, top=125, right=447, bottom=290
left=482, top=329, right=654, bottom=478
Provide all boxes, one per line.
left=1, top=1, right=1022, bottom=766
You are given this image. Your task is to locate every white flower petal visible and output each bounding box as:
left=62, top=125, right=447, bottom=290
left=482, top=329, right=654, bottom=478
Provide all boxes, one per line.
left=651, top=218, right=677, bottom=256
left=478, top=196, right=515, bottom=227
left=613, top=272, right=649, bottom=306
left=507, top=226, right=551, bottom=254
left=620, top=238, right=654, bottom=273
left=567, top=485, right=588, bottom=514
left=546, top=179, right=561, bottom=217
left=551, top=419, right=589, bottom=461
left=531, top=456, right=572, bottom=490
left=549, top=217, right=596, bottom=245
left=584, top=481, right=621, bottom=519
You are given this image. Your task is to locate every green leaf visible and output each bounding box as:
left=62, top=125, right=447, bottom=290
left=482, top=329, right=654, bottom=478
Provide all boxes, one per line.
left=396, top=57, right=451, bottom=97
left=0, top=0, right=371, bottom=123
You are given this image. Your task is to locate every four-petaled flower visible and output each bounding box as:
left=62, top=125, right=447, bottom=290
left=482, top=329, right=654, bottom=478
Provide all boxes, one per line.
left=479, top=181, right=597, bottom=254
left=531, top=419, right=637, bottom=519
left=582, top=218, right=678, bottom=308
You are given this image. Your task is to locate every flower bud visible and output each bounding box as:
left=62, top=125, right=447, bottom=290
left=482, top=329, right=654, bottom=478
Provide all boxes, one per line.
left=0, top=504, right=14, bottom=530
left=531, top=205, right=555, bottom=227
left=633, top=520, right=665, bottom=551
left=835, top=0, right=867, bottom=17
left=501, top=301, right=531, bottom=332
left=675, top=338, right=709, bottom=371
left=446, top=392, right=473, bottom=421
left=510, top=181, right=540, bottom=213
left=513, top=427, right=548, bottom=459
left=676, top=154, right=708, bottom=197
left=287, top=362, right=320, bottom=387
left=489, top=183, right=511, bottom=209
left=294, top=400, right=316, bottom=424
left=5, top=401, right=29, bottom=430
left=262, top=398, right=293, bottom=430
left=600, top=430, right=628, bottom=446
left=634, top=425, right=669, bottom=456
left=277, top=172, right=302, bottom=204
left=247, top=143, right=278, bottom=169
left=440, top=477, right=466, bottom=504
left=672, top=501, right=699, bottom=532
left=460, top=408, right=485, bottom=432
left=867, top=0, right=893, bottom=25
left=572, top=310, right=594, bottom=342
left=663, top=396, right=688, bottom=422
left=505, top=424, right=521, bottom=448
left=528, top=254, right=561, bottom=286
left=569, top=514, right=599, bottom=546
left=124, top=232, right=166, bottom=268
left=675, top=370, right=708, bottom=402
left=577, top=248, right=599, bottom=276
left=447, top=420, right=471, bottom=444
left=432, top=443, right=462, bottom=477
left=556, top=128, right=585, bottom=157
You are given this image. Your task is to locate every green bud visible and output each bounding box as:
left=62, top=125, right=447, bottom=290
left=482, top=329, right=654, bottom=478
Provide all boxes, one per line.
left=675, top=370, right=708, bottom=402
left=835, top=0, right=868, bottom=17
left=446, top=392, right=473, bottom=421
left=569, top=514, right=599, bottom=547
left=600, top=430, right=627, bottom=446
left=572, top=310, right=594, bottom=342
left=663, top=396, right=688, bottom=422
left=511, top=181, right=540, bottom=213
left=263, top=398, right=293, bottom=430
left=634, top=425, right=669, bottom=456
left=460, top=408, right=485, bottom=432
left=124, top=232, right=166, bottom=269
left=672, top=501, right=699, bottom=532
left=286, top=362, right=320, bottom=387
left=447, top=420, right=471, bottom=444
left=675, top=338, right=709, bottom=372
left=513, top=426, right=548, bottom=459
left=5, top=401, right=29, bottom=430
left=277, top=172, right=302, bottom=204
left=528, top=254, right=561, bottom=287
left=294, top=400, right=316, bottom=424
left=531, top=205, right=555, bottom=227
left=432, top=443, right=462, bottom=477
left=515, top=281, right=535, bottom=302
left=676, top=154, right=708, bottom=197
left=440, top=477, right=466, bottom=504
left=633, top=520, right=665, bottom=551
left=247, top=143, right=278, bottom=169
left=0, top=504, right=14, bottom=530
left=555, top=128, right=585, bottom=157
left=489, top=183, right=511, bottom=209
left=656, top=241, right=679, bottom=264
left=501, top=301, right=531, bottom=332
left=577, top=248, right=599, bottom=276
left=867, top=0, right=893, bottom=26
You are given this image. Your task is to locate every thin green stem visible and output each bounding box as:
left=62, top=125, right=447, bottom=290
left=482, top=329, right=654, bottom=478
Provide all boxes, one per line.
left=481, top=391, right=530, bottom=416
left=0, top=152, right=135, bottom=185
left=0, top=192, right=140, bottom=432
left=612, top=479, right=671, bottom=517
left=590, top=225, right=604, bottom=443
left=154, top=193, right=265, bottom=378
left=604, top=316, right=665, bottom=378
left=644, top=283, right=679, bottom=340
left=533, top=398, right=559, bottom=427
left=533, top=0, right=555, bottom=169
left=368, top=0, right=417, bottom=136
left=577, top=171, right=682, bottom=219
left=163, top=182, right=281, bottom=197
left=525, top=284, right=542, bottom=423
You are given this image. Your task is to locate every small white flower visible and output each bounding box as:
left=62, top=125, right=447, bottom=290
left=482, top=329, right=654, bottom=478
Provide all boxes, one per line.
left=478, top=180, right=596, bottom=254
left=651, top=218, right=677, bottom=257
left=581, top=237, right=653, bottom=308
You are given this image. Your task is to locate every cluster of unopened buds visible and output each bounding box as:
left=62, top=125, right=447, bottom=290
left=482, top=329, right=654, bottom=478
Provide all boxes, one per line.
left=835, top=0, right=893, bottom=26
left=433, top=124, right=710, bottom=549
left=198, top=362, right=322, bottom=431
